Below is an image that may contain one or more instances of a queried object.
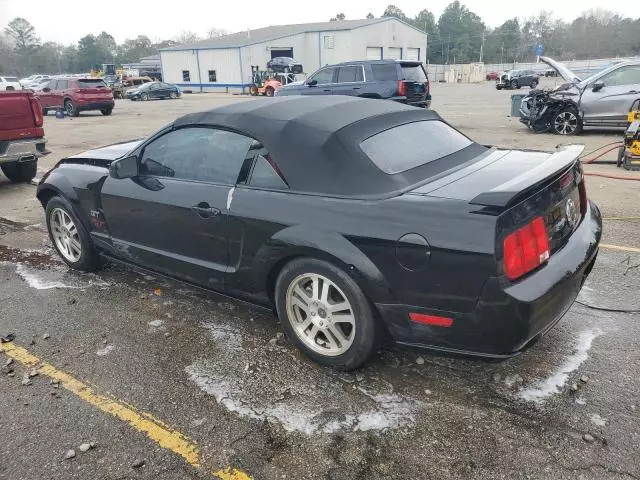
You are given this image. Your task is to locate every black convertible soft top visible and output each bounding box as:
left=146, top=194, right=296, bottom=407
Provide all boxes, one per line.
left=174, top=96, right=485, bottom=197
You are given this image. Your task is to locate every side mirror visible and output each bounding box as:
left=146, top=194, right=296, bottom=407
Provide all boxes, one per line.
left=307, top=79, right=318, bottom=87
left=592, top=81, right=604, bottom=92
left=42, top=87, right=51, bottom=92
left=109, top=155, right=138, bottom=179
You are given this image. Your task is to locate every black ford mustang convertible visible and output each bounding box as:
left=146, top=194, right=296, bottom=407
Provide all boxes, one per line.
left=37, top=96, right=602, bottom=369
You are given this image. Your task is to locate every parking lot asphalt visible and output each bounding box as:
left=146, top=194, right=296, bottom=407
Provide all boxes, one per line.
left=1, top=81, right=640, bottom=480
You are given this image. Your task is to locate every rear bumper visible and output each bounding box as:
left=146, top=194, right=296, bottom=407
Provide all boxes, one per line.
left=76, top=101, right=114, bottom=111
left=0, top=137, right=49, bottom=164
left=376, top=200, right=602, bottom=359
left=392, top=95, right=432, bottom=109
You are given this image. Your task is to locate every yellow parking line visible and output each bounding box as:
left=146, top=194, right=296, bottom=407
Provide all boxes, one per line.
left=0, top=342, right=252, bottom=480
left=600, top=243, right=640, bottom=254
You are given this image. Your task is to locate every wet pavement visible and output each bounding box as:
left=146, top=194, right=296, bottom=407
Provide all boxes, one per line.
left=1, top=85, right=640, bottom=479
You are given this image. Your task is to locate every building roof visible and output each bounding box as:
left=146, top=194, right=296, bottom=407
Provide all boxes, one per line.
left=162, top=17, right=422, bottom=52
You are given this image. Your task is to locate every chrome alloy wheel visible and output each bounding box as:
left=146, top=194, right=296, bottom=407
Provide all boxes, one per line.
left=285, top=273, right=356, bottom=356
left=554, top=111, right=578, bottom=135
left=50, top=208, right=82, bottom=263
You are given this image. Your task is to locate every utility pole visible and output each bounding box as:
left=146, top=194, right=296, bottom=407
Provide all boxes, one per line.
left=424, top=18, right=428, bottom=64
left=479, top=31, right=485, bottom=63
left=500, top=42, right=504, bottom=70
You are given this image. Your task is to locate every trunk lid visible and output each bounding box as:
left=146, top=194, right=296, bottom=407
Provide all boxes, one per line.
left=399, top=62, right=429, bottom=101
left=75, top=79, right=113, bottom=102
left=409, top=144, right=587, bottom=257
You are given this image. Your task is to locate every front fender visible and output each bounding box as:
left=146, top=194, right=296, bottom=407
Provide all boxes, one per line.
left=253, top=225, right=396, bottom=304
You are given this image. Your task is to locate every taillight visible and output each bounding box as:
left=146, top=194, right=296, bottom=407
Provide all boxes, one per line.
left=398, top=80, right=406, bottom=96
left=578, top=179, right=587, bottom=215
left=29, top=97, right=43, bottom=127
left=503, top=216, right=550, bottom=280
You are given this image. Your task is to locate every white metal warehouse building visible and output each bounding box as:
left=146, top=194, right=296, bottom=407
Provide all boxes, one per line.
left=160, top=18, right=427, bottom=93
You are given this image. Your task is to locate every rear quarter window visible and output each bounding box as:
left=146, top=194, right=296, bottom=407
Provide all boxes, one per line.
left=370, top=64, right=398, bottom=81
left=360, top=120, right=473, bottom=174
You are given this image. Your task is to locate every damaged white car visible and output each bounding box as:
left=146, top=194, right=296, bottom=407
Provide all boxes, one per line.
left=520, top=57, right=640, bottom=135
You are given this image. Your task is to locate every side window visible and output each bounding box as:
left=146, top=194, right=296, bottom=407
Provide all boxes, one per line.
left=371, top=63, right=398, bottom=81
left=337, top=66, right=364, bottom=83
left=310, top=67, right=335, bottom=84
left=57, top=80, right=69, bottom=90
left=208, top=70, right=217, bottom=82
left=182, top=70, right=190, bottom=82
left=149, top=83, right=159, bottom=90
left=601, top=66, right=640, bottom=87
left=248, top=153, right=288, bottom=189
left=133, top=79, right=142, bottom=86
left=140, top=127, right=253, bottom=184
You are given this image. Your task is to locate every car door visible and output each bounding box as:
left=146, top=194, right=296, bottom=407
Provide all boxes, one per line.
left=580, top=65, right=640, bottom=126
left=158, top=82, right=172, bottom=98
left=304, top=66, right=337, bottom=95
left=54, top=79, right=69, bottom=108
left=99, top=126, right=255, bottom=289
left=38, top=80, right=55, bottom=107
left=147, top=83, right=161, bottom=99
left=333, top=65, right=365, bottom=97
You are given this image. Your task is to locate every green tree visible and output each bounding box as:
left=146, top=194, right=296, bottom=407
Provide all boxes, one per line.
left=382, top=5, right=408, bottom=21
left=366, top=13, right=375, bottom=20
left=484, top=18, right=521, bottom=64
left=437, top=1, right=485, bottom=63
left=117, top=35, right=154, bottom=64
left=4, top=17, right=40, bottom=52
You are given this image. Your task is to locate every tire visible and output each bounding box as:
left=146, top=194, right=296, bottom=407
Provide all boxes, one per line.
left=170, top=91, right=177, bottom=99
left=530, top=80, right=538, bottom=89
left=64, top=99, right=79, bottom=117
left=265, top=87, right=275, bottom=97
left=6, top=86, right=14, bottom=91
left=274, top=258, right=378, bottom=370
left=45, top=196, right=100, bottom=272
left=510, top=80, right=519, bottom=89
left=1, top=160, right=37, bottom=183
left=496, top=86, right=502, bottom=90
left=617, top=146, right=625, bottom=167
left=101, top=108, right=112, bottom=116
left=552, top=107, right=583, bottom=136
left=140, top=92, right=149, bottom=101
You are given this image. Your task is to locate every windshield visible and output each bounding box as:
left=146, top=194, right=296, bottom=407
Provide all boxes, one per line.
left=578, top=64, right=622, bottom=87
left=77, top=79, right=107, bottom=88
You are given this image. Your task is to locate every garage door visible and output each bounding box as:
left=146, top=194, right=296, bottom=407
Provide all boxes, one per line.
left=386, top=47, right=402, bottom=60
left=366, top=47, right=382, bottom=60
left=406, top=48, right=420, bottom=61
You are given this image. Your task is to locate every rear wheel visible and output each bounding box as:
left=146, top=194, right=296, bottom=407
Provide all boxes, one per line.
left=552, top=107, right=582, bottom=136
left=101, top=107, right=112, bottom=116
left=1, top=160, right=37, bottom=183
left=6, top=86, right=14, bottom=91
left=45, top=196, right=100, bottom=271
left=265, top=86, right=275, bottom=97
left=530, top=79, right=538, bottom=89
left=496, top=85, right=502, bottom=90
left=275, top=258, right=378, bottom=370
left=64, top=99, right=78, bottom=117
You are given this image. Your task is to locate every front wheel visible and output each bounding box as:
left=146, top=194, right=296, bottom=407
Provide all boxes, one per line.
left=510, top=80, right=519, bottom=89
left=265, top=86, right=275, bottom=97
left=552, top=107, right=583, bottom=136
left=45, top=196, right=100, bottom=271
left=140, top=92, right=149, bottom=101
left=275, top=258, right=378, bottom=370
left=1, top=160, right=37, bottom=183
left=530, top=80, right=538, bottom=89
left=170, top=91, right=178, bottom=99
left=64, top=99, right=79, bottom=117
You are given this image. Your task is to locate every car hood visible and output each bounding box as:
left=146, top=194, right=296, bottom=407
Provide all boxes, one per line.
left=66, top=140, right=143, bottom=161
left=540, top=56, right=581, bottom=84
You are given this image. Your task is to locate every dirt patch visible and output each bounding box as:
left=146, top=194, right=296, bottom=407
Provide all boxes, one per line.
left=0, top=244, right=60, bottom=269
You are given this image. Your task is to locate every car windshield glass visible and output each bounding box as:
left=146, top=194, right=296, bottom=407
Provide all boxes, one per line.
left=360, top=120, right=473, bottom=174
left=400, top=65, right=427, bottom=82
left=78, top=79, right=107, bottom=88
left=579, top=64, right=623, bottom=86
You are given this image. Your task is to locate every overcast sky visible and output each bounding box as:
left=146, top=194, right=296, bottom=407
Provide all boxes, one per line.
left=1, top=0, right=639, bottom=45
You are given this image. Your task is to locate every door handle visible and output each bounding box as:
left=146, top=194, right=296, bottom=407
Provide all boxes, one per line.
left=352, top=87, right=361, bottom=90
left=323, top=89, right=331, bottom=92
left=191, top=202, right=220, bottom=219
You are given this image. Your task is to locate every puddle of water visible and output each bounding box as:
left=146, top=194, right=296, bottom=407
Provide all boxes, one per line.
left=11, top=263, right=110, bottom=290
left=519, top=329, right=603, bottom=403
left=96, top=345, right=115, bottom=356
left=186, top=321, right=422, bottom=435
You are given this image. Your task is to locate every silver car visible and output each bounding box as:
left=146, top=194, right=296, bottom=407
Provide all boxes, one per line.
left=520, top=57, right=640, bottom=135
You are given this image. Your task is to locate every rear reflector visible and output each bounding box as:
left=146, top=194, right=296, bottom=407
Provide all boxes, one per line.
left=409, top=313, right=453, bottom=327
left=29, top=97, right=43, bottom=127
left=503, top=216, right=550, bottom=280
left=398, top=80, right=406, bottom=96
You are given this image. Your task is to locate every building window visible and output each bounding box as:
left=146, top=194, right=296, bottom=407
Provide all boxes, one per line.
left=182, top=70, right=190, bottom=82
left=324, top=36, right=334, bottom=49
left=208, top=70, right=217, bottom=82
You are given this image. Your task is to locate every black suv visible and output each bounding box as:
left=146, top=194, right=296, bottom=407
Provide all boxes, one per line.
left=496, top=70, right=539, bottom=90
left=277, top=60, right=431, bottom=108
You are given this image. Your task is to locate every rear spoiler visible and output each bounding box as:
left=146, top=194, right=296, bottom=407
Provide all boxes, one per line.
left=470, top=144, right=584, bottom=208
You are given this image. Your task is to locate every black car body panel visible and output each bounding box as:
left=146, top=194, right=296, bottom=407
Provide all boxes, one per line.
left=277, top=60, right=431, bottom=108
left=37, top=96, right=601, bottom=358
left=126, top=82, right=180, bottom=101
left=267, top=57, right=303, bottom=74
left=496, top=70, right=538, bottom=89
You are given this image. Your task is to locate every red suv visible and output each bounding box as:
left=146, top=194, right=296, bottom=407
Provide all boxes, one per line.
left=36, top=77, right=114, bottom=117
